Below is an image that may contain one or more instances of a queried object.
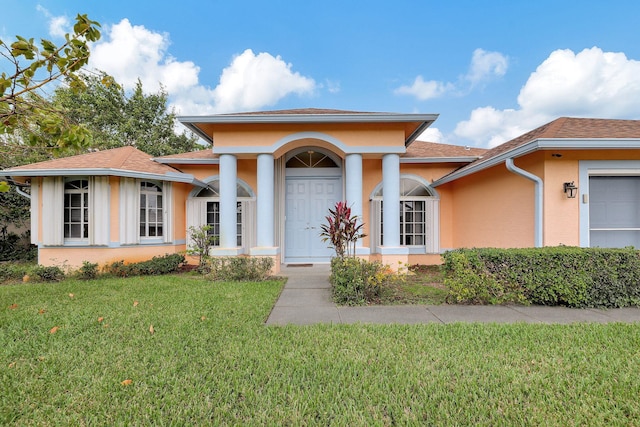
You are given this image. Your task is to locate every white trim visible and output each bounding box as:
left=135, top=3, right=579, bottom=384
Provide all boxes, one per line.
left=213, top=131, right=406, bottom=155
left=6, top=168, right=207, bottom=186
left=433, top=138, right=640, bottom=187
left=30, top=179, right=39, bottom=244
left=579, top=160, right=640, bottom=247
left=42, top=177, right=64, bottom=246
left=119, top=178, right=139, bottom=245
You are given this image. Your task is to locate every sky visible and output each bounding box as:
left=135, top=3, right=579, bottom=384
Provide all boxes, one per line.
left=4, top=0, right=640, bottom=148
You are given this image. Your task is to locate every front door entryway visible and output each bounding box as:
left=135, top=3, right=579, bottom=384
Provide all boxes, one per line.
left=285, top=176, right=342, bottom=262
left=282, top=148, right=343, bottom=263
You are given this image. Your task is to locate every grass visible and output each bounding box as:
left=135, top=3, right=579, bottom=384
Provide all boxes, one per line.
left=2, top=274, right=640, bottom=425
left=378, top=264, right=449, bottom=305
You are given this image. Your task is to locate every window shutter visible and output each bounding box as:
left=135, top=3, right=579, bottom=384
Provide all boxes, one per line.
left=42, top=177, right=64, bottom=246
left=370, top=199, right=382, bottom=253
left=90, top=176, right=110, bottom=245
left=30, top=179, right=40, bottom=245
left=241, top=200, right=256, bottom=251
left=119, top=177, right=139, bottom=245
left=186, top=198, right=206, bottom=249
left=425, top=199, right=440, bottom=253
left=163, top=182, right=173, bottom=243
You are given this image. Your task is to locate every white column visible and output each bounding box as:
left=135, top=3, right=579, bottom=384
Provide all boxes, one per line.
left=256, top=153, right=274, bottom=247
left=345, top=153, right=369, bottom=255
left=382, top=153, right=400, bottom=248
left=219, top=154, right=238, bottom=250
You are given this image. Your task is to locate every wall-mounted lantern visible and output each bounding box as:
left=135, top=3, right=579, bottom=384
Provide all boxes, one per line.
left=563, top=181, right=578, bottom=198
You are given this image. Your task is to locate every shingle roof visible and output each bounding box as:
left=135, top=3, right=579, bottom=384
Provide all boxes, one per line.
left=5, top=146, right=181, bottom=176
left=404, top=140, right=486, bottom=158
left=434, top=117, right=640, bottom=185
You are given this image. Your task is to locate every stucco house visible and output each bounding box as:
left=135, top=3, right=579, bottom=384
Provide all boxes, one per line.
left=5, top=109, right=640, bottom=273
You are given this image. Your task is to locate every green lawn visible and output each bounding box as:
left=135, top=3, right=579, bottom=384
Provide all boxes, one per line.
left=2, top=275, right=640, bottom=425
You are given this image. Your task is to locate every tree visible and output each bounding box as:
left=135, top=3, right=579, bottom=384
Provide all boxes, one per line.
left=51, top=72, right=201, bottom=157
left=0, top=13, right=101, bottom=192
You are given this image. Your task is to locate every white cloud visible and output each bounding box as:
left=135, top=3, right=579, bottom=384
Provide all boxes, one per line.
left=395, top=48, right=507, bottom=101
left=208, top=49, right=316, bottom=113
left=454, top=47, right=640, bottom=147
left=466, top=48, right=508, bottom=85
left=36, top=5, right=70, bottom=38
left=89, top=20, right=317, bottom=115
left=394, top=76, right=454, bottom=100
left=89, top=19, right=200, bottom=94
left=416, top=127, right=445, bottom=143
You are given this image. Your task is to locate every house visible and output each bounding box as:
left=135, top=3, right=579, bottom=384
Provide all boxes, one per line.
left=5, top=109, right=640, bottom=273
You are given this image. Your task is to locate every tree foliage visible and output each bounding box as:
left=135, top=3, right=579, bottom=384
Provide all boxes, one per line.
left=51, top=71, right=201, bottom=157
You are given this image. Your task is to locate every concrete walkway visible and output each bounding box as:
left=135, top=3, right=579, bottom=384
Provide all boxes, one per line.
left=266, top=264, right=640, bottom=325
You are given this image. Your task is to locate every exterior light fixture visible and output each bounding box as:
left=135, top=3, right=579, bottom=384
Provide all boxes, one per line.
left=563, top=181, right=578, bottom=198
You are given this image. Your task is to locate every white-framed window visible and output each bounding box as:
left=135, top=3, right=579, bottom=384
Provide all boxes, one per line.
left=186, top=178, right=255, bottom=251
left=371, top=176, right=439, bottom=253
left=120, top=178, right=173, bottom=245
left=41, top=176, right=110, bottom=246
left=64, top=179, right=89, bottom=240
left=139, top=181, right=163, bottom=238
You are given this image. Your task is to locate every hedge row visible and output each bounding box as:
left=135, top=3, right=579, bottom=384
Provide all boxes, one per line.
left=442, top=247, right=640, bottom=308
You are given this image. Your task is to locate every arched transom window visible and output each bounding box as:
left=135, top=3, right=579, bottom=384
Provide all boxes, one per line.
left=371, top=176, right=439, bottom=253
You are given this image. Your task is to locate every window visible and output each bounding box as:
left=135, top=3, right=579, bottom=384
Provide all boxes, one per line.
left=140, top=181, right=163, bottom=238
left=64, top=179, right=89, bottom=239
left=186, top=178, right=255, bottom=251
left=371, top=176, right=439, bottom=253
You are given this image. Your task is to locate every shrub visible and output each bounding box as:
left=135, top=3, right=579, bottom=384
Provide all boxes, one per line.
left=0, top=231, right=36, bottom=262
left=320, top=201, right=366, bottom=258
left=32, top=265, right=65, bottom=282
left=330, top=257, right=392, bottom=305
left=0, top=262, right=31, bottom=283
left=187, top=225, right=217, bottom=272
left=442, top=247, right=640, bottom=308
left=105, top=254, right=186, bottom=278
left=76, top=261, right=99, bottom=280
left=206, top=257, right=274, bottom=281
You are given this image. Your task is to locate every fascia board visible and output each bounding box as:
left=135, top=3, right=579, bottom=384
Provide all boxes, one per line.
left=432, top=138, right=640, bottom=187
left=153, top=158, right=219, bottom=165
left=5, top=168, right=204, bottom=185
left=400, top=156, right=480, bottom=164
left=178, top=113, right=439, bottom=125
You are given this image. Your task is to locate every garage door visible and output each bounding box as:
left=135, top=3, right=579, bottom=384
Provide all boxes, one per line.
left=589, top=176, right=640, bottom=247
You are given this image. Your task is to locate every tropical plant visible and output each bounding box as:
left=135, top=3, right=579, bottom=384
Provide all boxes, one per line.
left=320, top=201, right=366, bottom=258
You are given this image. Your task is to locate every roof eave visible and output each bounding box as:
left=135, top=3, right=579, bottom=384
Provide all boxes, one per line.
left=178, top=112, right=439, bottom=125
left=4, top=168, right=208, bottom=187
left=400, top=156, right=481, bottom=164
left=432, top=138, right=640, bottom=187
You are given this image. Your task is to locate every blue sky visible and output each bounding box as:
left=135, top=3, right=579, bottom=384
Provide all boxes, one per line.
left=4, top=0, right=640, bottom=147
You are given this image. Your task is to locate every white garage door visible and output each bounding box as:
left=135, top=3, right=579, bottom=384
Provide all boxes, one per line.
left=589, top=176, right=640, bottom=247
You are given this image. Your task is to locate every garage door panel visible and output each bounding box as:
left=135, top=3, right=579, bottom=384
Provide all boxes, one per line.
left=590, top=176, right=640, bottom=247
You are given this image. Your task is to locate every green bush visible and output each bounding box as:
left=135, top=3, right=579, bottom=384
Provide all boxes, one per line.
left=0, top=262, right=31, bottom=283
left=32, top=265, right=65, bottom=282
left=206, top=256, right=274, bottom=281
left=0, top=231, right=36, bottom=262
left=105, top=254, right=186, bottom=277
left=443, top=247, right=640, bottom=308
left=76, top=261, right=99, bottom=280
left=330, top=257, right=391, bottom=305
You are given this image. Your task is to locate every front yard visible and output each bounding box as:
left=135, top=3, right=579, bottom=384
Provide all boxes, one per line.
left=2, top=274, right=640, bottom=425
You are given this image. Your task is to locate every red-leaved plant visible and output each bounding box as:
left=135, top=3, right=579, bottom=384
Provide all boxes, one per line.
left=320, top=201, right=367, bottom=258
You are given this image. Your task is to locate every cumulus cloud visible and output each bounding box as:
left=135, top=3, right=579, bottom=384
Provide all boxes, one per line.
left=89, top=19, right=200, bottom=94
left=36, top=5, right=70, bottom=38
left=88, top=20, right=317, bottom=115
left=466, top=48, right=508, bottom=85
left=416, top=126, right=445, bottom=143
left=394, top=76, right=454, bottom=100
left=395, top=48, right=508, bottom=101
left=455, top=47, right=640, bottom=147
left=208, top=49, right=316, bottom=112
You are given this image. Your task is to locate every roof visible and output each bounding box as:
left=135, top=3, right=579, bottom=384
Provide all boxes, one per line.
left=3, top=146, right=207, bottom=185
left=178, top=108, right=439, bottom=147
left=404, top=140, right=486, bottom=159
left=433, top=117, right=640, bottom=186
left=152, top=141, right=486, bottom=165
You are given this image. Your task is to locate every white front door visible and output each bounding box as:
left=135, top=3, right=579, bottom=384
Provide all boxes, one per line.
left=285, top=177, right=342, bottom=262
